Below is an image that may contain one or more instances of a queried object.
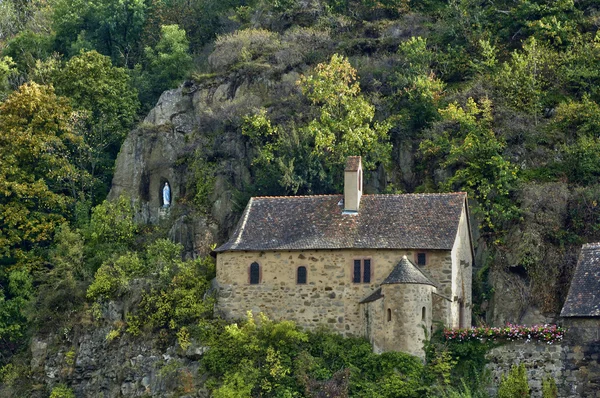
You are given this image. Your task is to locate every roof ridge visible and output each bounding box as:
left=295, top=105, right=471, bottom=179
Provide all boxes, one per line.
left=253, top=194, right=341, bottom=199
left=231, top=197, right=253, bottom=249
left=252, top=192, right=467, bottom=199
left=362, top=192, right=467, bottom=197
left=582, top=242, right=600, bottom=249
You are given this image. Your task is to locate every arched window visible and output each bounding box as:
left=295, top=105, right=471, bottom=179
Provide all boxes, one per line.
left=422, top=306, right=426, bottom=321
left=297, top=266, right=307, bottom=284
left=387, top=308, right=392, bottom=322
left=249, top=262, right=260, bottom=284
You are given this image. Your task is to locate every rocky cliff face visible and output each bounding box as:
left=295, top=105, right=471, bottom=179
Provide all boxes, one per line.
left=18, top=292, right=210, bottom=398
left=108, top=74, right=303, bottom=256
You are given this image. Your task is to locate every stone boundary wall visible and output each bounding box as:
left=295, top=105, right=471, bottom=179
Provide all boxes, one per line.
left=485, top=326, right=600, bottom=398
left=486, top=342, right=566, bottom=397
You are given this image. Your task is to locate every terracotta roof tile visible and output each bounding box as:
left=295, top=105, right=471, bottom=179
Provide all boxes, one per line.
left=215, top=192, right=467, bottom=252
left=561, top=243, right=600, bottom=317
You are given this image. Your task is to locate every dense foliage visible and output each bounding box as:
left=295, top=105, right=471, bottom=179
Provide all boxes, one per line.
left=496, top=364, right=530, bottom=398
left=202, top=312, right=480, bottom=397
left=1, top=0, right=599, bottom=395
left=242, top=54, right=391, bottom=194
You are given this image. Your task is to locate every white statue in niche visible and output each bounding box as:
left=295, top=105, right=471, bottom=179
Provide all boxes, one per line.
left=162, top=182, right=171, bottom=207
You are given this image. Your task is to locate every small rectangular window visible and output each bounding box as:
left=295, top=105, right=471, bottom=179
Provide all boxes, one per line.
left=363, top=259, right=371, bottom=283
left=417, top=253, right=427, bottom=266
left=250, top=262, right=260, bottom=284
left=297, top=266, right=307, bottom=284
left=353, top=259, right=371, bottom=283
left=353, top=259, right=361, bottom=283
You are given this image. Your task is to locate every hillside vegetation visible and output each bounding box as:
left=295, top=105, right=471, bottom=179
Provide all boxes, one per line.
left=0, top=0, right=599, bottom=396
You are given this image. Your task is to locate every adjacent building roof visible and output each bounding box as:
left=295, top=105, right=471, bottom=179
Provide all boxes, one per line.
left=214, top=192, right=467, bottom=252
left=381, top=256, right=436, bottom=287
left=561, top=243, right=600, bottom=317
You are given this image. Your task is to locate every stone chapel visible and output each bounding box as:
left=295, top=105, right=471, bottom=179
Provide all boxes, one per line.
left=214, top=156, right=474, bottom=357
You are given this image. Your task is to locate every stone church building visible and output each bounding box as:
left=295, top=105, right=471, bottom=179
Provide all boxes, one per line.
left=214, top=157, right=474, bottom=357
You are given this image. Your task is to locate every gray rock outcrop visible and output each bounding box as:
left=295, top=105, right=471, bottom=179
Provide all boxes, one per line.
left=108, top=75, right=300, bottom=255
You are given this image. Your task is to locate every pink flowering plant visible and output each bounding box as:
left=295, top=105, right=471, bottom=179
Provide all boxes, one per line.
left=443, top=324, right=565, bottom=344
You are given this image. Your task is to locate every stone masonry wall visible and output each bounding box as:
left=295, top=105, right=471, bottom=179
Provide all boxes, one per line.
left=486, top=342, right=566, bottom=397
left=451, top=207, right=473, bottom=328
left=373, top=283, right=435, bottom=358
left=216, top=249, right=454, bottom=337
left=485, top=319, right=600, bottom=398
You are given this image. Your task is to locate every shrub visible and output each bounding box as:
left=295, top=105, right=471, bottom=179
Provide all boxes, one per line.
left=49, top=384, right=75, bottom=398
left=84, top=196, right=137, bottom=273
left=86, top=252, right=143, bottom=301
left=208, top=29, right=281, bottom=71
left=542, top=377, right=558, bottom=398
left=497, top=364, right=530, bottom=398
left=562, top=136, right=600, bottom=185
left=275, top=27, right=333, bottom=68
left=202, top=313, right=427, bottom=397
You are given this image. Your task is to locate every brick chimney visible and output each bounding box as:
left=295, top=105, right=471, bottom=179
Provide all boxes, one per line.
left=344, top=156, right=362, bottom=213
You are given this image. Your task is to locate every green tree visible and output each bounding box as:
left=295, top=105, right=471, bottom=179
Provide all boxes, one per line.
left=394, top=37, right=445, bottom=132
left=34, top=50, right=139, bottom=201
left=300, top=54, right=391, bottom=172
left=0, top=269, right=33, bottom=349
left=0, top=56, right=16, bottom=99
left=0, top=1, right=20, bottom=43
left=494, top=37, right=557, bottom=121
left=1, top=30, right=54, bottom=74
left=144, top=0, right=250, bottom=51
left=145, top=25, right=192, bottom=92
left=242, top=55, right=391, bottom=195
left=0, top=83, right=85, bottom=263
left=52, top=0, right=147, bottom=66
left=84, top=196, right=138, bottom=273
left=0, top=82, right=87, bottom=353
left=421, top=98, right=519, bottom=235
left=300, top=54, right=391, bottom=191
left=497, top=364, right=530, bottom=398
left=33, top=223, right=86, bottom=329
left=204, top=312, right=309, bottom=397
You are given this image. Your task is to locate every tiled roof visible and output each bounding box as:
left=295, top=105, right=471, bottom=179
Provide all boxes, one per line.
left=215, top=192, right=467, bottom=252
left=381, top=256, right=436, bottom=286
left=561, top=243, right=600, bottom=317
left=345, top=156, right=361, bottom=171
left=360, top=288, right=383, bottom=304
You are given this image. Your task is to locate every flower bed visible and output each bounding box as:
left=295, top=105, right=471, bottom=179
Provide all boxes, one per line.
left=443, top=324, right=565, bottom=344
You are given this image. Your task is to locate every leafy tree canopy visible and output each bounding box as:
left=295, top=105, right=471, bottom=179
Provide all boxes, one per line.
left=32, top=50, right=139, bottom=201
left=0, top=82, right=85, bottom=263
left=243, top=54, right=391, bottom=195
